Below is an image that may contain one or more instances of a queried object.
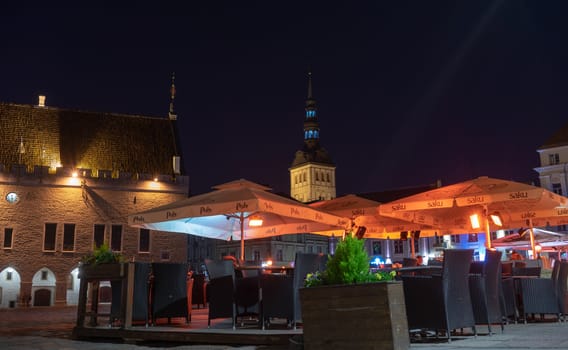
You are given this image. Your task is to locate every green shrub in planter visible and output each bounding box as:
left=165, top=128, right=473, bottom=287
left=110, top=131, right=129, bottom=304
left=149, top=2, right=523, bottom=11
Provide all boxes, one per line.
left=304, top=234, right=395, bottom=287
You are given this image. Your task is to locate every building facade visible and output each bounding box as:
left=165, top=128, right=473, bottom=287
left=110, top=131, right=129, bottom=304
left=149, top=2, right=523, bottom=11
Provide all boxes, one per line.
left=0, top=94, right=189, bottom=308
left=535, top=124, right=568, bottom=198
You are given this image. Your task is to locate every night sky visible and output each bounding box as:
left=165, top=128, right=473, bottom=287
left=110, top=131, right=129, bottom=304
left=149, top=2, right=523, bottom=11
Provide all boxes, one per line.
left=3, top=1, right=568, bottom=197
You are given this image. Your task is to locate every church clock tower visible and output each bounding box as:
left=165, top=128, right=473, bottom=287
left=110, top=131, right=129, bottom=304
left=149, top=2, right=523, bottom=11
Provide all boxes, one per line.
left=289, top=70, right=336, bottom=203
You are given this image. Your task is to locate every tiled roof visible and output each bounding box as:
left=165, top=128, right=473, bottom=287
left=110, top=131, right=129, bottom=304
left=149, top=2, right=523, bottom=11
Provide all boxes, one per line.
left=539, top=123, right=568, bottom=149
left=0, top=102, right=182, bottom=176
left=290, top=145, right=335, bottom=168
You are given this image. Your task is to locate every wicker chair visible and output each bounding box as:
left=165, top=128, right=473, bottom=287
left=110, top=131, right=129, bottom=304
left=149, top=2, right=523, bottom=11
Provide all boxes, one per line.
left=151, top=263, right=190, bottom=325
left=191, top=273, right=207, bottom=308
left=401, top=248, right=477, bottom=342
left=555, top=261, right=568, bottom=321
left=204, top=259, right=236, bottom=328
left=518, top=261, right=561, bottom=323
left=259, top=273, right=294, bottom=329
left=110, top=262, right=151, bottom=326
left=469, top=250, right=504, bottom=334
left=292, top=252, right=328, bottom=328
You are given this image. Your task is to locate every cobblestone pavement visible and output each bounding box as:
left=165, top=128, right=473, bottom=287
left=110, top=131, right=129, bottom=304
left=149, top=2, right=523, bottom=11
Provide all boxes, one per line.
left=2, top=306, right=568, bottom=349
left=0, top=306, right=258, bottom=349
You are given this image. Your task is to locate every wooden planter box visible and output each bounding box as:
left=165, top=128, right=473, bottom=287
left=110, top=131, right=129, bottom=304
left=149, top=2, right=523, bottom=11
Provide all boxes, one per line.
left=299, top=281, right=409, bottom=350
left=79, top=263, right=126, bottom=280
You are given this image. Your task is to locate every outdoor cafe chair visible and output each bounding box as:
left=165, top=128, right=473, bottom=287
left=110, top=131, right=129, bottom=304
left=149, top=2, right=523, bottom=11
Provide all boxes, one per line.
left=517, top=262, right=561, bottom=323
left=204, top=259, right=262, bottom=328
left=469, top=250, right=505, bottom=334
left=150, top=263, right=191, bottom=325
left=191, top=273, right=207, bottom=309
left=292, top=252, right=328, bottom=328
left=110, top=262, right=151, bottom=327
left=555, top=261, right=568, bottom=321
left=204, top=259, right=237, bottom=328
left=401, top=248, right=477, bottom=342
left=259, top=273, right=294, bottom=329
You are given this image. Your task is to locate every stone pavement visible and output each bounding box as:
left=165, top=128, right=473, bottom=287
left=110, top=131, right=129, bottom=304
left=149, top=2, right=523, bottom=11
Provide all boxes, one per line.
left=1, top=306, right=568, bottom=349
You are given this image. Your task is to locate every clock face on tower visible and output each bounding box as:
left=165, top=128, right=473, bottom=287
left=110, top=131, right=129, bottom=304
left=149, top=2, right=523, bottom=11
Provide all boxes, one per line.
left=6, top=192, right=19, bottom=204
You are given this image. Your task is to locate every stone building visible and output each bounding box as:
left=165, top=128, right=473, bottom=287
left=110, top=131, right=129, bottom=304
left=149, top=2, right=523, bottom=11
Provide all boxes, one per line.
left=0, top=93, right=189, bottom=308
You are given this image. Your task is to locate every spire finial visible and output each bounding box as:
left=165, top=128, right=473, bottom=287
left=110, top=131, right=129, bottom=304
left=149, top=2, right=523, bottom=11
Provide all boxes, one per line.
left=307, top=69, right=313, bottom=99
left=168, top=72, right=177, bottom=120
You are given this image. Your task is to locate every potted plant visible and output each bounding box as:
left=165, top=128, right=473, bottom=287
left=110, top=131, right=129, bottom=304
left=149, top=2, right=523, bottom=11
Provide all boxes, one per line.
left=299, top=234, right=410, bottom=350
left=79, top=243, right=126, bottom=279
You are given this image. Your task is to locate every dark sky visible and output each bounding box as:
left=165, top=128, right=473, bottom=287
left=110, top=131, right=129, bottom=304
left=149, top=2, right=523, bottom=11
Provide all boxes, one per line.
left=2, top=1, right=568, bottom=197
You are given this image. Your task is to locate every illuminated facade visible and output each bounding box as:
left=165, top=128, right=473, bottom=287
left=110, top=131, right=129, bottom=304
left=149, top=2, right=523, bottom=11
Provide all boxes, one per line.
left=0, top=95, right=189, bottom=308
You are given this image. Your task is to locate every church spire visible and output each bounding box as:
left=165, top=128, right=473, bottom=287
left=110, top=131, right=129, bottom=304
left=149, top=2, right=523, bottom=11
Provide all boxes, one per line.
left=289, top=68, right=336, bottom=203
left=304, top=69, right=319, bottom=149
left=168, top=72, right=177, bottom=120
left=307, top=69, right=313, bottom=99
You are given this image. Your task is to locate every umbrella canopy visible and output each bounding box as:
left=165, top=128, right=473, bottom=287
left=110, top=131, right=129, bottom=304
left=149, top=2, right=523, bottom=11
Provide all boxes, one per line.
left=309, top=194, right=438, bottom=239
left=378, top=176, right=568, bottom=252
left=492, top=228, right=568, bottom=251
left=128, top=179, right=349, bottom=260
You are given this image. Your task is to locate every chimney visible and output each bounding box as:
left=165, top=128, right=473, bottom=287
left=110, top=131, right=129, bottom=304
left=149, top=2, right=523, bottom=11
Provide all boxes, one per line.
left=38, top=95, right=46, bottom=107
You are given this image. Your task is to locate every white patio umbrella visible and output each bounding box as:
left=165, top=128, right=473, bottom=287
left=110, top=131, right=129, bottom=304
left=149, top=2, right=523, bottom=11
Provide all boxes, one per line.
left=128, top=179, right=349, bottom=261
left=309, top=194, right=438, bottom=237
left=379, top=176, right=568, bottom=255
left=492, top=228, right=568, bottom=251
left=309, top=194, right=438, bottom=257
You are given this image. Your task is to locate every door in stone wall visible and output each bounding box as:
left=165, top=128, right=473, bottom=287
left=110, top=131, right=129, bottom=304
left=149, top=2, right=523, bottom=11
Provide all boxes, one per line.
left=33, top=289, right=51, bottom=306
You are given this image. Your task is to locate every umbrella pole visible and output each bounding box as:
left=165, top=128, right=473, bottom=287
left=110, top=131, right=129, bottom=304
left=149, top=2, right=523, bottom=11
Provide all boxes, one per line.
left=410, top=234, right=416, bottom=258
left=484, top=206, right=492, bottom=249
left=240, top=213, right=245, bottom=263
left=528, top=218, right=536, bottom=260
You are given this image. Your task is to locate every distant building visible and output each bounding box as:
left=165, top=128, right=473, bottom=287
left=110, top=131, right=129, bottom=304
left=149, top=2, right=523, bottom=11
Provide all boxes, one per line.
left=536, top=126, right=568, bottom=197
left=535, top=124, right=568, bottom=232
left=0, top=89, right=189, bottom=308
